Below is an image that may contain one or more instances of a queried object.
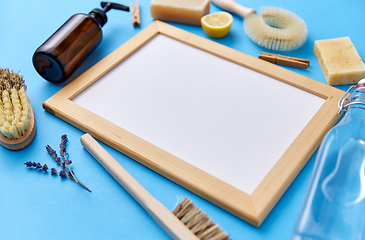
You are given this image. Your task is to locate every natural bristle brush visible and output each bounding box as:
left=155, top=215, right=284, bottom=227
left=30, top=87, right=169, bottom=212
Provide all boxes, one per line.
left=211, top=0, right=308, bottom=51
left=81, top=133, right=230, bottom=240
left=0, top=68, right=36, bottom=150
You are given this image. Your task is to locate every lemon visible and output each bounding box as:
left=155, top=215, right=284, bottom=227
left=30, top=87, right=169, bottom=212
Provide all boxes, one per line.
left=201, top=12, right=233, bottom=38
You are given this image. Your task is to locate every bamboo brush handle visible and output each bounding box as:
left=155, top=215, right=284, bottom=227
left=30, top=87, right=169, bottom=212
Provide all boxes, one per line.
left=211, top=0, right=256, bottom=18
left=80, top=133, right=199, bottom=240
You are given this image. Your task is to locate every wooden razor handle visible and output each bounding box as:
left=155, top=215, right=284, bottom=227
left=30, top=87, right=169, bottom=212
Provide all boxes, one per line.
left=211, top=0, right=256, bottom=18
left=80, top=133, right=199, bottom=240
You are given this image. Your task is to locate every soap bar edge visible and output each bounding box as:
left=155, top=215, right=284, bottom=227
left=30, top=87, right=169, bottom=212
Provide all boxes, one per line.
left=150, top=0, right=210, bottom=26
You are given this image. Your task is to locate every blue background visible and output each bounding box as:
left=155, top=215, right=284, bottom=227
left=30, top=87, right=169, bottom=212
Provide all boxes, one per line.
left=0, top=0, right=363, bottom=239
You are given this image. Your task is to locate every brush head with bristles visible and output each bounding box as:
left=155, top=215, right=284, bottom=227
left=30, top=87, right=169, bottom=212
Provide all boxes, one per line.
left=172, top=197, right=230, bottom=240
left=0, top=68, right=36, bottom=150
left=243, top=6, right=308, bottom=51
left=0, top=68, right=30, bottom=139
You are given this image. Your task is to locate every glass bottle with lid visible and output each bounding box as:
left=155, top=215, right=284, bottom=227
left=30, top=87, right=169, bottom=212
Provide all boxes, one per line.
left=292, top=79, right=365, bottom=240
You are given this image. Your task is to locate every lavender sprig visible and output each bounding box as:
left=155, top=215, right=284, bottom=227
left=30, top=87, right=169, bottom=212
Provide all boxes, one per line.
left=62, top=153, right=90, bottom=192
left=46, top=145, right=61, bottom=165
left=45, top=144, right=75, bottom=179
left=25, top=134, right=91, bottom=192
left=59, top=134, right=68, bottom=158
left=24, top=161, right=48, bottom=172
left=25, top=161, right=67, bottom=178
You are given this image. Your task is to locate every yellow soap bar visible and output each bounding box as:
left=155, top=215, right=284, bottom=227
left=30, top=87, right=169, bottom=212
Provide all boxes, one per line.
left=314, top=37, right=365, bottom=85
left=150, top=0, right=210, bottom=26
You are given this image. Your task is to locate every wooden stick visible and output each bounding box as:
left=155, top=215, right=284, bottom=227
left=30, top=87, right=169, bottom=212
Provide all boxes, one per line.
left=131, top=0, right=140, bottom=27
left=80, top=133, right=199, bottom=240
left=260, top=52, right=310, bottom=65
left=259, top=52, right=310, bottom=69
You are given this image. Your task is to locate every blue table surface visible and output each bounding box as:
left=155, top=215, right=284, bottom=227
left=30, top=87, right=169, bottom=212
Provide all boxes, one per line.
left=1, top=0, right=363, bottom=239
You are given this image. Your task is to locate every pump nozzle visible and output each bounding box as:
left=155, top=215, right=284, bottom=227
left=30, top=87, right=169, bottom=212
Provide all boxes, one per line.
left=101, top=2, right=130, bottom=12
left=90, top=2, right=130, bottom=27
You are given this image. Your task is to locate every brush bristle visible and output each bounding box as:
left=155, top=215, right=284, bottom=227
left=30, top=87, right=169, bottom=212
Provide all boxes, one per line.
left=172, top=197, right=230, bottom=240
left=0, top=68, right=30, bottom=139
left=243, top=6, right=308, bottom=51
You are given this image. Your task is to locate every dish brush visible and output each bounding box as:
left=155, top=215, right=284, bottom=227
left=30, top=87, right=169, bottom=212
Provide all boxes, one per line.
left=81, top=133, right=230, bottom=240
left=0, top=68, right=36, bottom=150
left=211, top=0, right=308, bottom=51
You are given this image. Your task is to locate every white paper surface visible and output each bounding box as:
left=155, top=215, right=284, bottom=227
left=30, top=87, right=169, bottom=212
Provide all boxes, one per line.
left=73, top=34, right=325, bottom=194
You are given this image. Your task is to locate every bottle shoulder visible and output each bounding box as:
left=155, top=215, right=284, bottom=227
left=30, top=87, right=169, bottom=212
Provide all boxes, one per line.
left=68, top=13, right=102, bottom=29
left=321, top=116, right=365, bottom=147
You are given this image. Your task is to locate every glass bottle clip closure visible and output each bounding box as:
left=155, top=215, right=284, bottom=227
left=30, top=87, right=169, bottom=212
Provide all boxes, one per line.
left=33, top=2, right=129, bottom=84
left=292, top=79, right=365, bottom=240
left=339, top=81, right=365, bottom=114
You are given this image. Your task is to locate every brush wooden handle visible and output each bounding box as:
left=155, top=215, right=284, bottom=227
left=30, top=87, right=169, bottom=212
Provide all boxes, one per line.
left=80, top=133, right=199, bottom=240
left=211, top=0, right=256, bottom=18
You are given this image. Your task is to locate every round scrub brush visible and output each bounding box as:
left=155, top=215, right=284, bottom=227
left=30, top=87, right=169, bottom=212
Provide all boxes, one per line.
left=211, top=0, right=308, bottom=51
left=0, top=68, right=36, bottom=150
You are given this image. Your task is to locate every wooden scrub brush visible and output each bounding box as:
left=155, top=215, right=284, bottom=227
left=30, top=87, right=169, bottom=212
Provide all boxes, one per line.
left=81, top=133, right=229, bottom=240
left=211, top=0, right=308, bottom=51
left=0, top=68, right=36, bottom=150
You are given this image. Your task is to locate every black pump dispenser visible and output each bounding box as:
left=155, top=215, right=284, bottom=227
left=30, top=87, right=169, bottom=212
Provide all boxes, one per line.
left=90, top=2, right=129, bottom=26
left=33, top=2, right=129, bottom=84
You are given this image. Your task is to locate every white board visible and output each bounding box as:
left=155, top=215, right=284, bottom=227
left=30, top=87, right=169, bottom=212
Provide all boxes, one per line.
left=73, top=34, right=325, bottom=194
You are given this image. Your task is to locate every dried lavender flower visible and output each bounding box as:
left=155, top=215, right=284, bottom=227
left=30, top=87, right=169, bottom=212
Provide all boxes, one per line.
left=45, top=145, right=56, bottom=157
left=59, top=170, right=67, bottom=178
left=67, top=170, right=75, bottom=179
left=61, top=134, right=68, bottom=143
left=25, top=134, right=91, bottom=192
left=24, top=161, right=32, bottom=167
left=42, top=164, right=48, bottom=172
left=50, top=168, right=58, bottom=175
left=46, top=145, right=61, bottom=165
left=24, top=162, right=48, bottom=172
left=59, top=134, right=68, bottom=157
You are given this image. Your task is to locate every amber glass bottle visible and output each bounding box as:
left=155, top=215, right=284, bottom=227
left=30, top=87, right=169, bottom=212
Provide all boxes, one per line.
left=33, top=2, right=129, bottom=84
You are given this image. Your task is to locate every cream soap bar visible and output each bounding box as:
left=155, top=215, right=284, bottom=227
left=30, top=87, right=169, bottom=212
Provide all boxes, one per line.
left=150, top=0, right=210, bottom=26
left=314, top=37, right=365, bottom=85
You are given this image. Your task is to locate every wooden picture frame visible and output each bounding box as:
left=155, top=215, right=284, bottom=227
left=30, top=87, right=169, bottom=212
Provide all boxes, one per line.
left=43, top=21, right=344, bottom=226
